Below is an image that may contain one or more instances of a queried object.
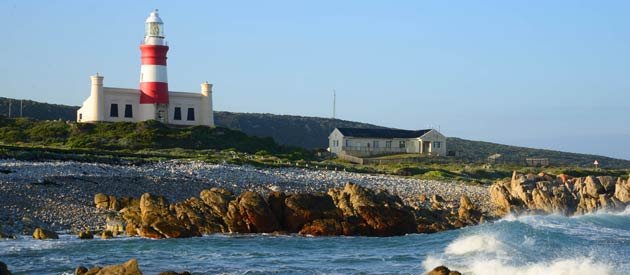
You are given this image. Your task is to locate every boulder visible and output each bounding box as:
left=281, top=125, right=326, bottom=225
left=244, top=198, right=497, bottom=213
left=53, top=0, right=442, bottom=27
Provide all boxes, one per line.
left=75, top=266, right=88, bottom=275
left=329, top=183, right=417, bottom=236
left=138, top=193, right=199, bottom=238
left=170, top=197, right=227, bottom=234
left=101, top=230, right=114, bottom=239
left=78, top=230, right=94, bottom=240
left=94, top=193, right=110, bottom=209
left=83, top=258, right=141, bottom=275
left=32, top=227, right=58, bottom=240
left=235, top=191, right=279, bottom=233
left=199, top=188, right=234, bottom=217
left=299, top=219, right=344, bottom=236
left=0, top=261, right=12, bottom=275
left=267, top=191, right=287, bottom=226
left=584, top=176, right=604, bottom=199
left=614, top=177, right=630, bottom=203
left=427, top=265, right=461, bottom=275
left=283, top=193, right=341, bottom=233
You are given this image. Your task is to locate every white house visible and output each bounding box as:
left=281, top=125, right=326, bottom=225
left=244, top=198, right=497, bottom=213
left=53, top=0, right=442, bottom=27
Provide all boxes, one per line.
left=77, top=10, right=214, bottom=127
left=328, top=128, right=447, bottom=157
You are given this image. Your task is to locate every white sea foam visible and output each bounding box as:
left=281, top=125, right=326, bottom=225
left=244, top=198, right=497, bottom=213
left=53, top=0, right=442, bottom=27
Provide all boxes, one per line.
left=464, top=258, right=612, bottom=275
left=444, top=234, right=503, bottom=255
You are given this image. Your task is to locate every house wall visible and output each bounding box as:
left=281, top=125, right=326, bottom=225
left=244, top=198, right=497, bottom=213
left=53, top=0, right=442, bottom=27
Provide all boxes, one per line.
left=77, top=86, right=214, bottom=126
left=328, top=128, right=448, bottom=157
left=418, top=129, right=447, bottom=156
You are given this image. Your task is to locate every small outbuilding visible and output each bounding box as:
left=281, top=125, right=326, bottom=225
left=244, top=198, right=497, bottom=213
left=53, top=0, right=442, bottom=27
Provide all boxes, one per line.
left=328, top=127, right=446, bottom=157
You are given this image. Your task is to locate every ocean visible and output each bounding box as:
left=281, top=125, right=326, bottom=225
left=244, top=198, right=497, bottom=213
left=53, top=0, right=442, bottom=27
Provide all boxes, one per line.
left=1, top=207, right=629, bottom=275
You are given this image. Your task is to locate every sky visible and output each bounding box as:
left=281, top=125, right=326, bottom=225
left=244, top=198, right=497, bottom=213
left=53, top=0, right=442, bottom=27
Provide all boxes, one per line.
left=1, top=1, right=629, bottom=159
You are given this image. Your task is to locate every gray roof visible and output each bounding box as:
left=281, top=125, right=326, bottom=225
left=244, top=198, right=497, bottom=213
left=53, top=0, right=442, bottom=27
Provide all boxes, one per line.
left=336, top=128, right=432, bottom=139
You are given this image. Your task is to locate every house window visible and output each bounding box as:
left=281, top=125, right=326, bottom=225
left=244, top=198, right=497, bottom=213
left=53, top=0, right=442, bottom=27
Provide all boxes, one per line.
left=433, top=141, right=441, bottom=148
left=174, top=107, right=182, bottom=120
left=373, top=141, right=379, bottom=148
left=124, top=104, right=133, bottom=118
left=345, top=139, right=351, bottom=147
left=333, top=140, right=339, bottom=147
left=109, top=104, right=118, bottom=117
left=385, top=141, right=392, bottom=148
left=187, top=108, right=195, bottom=121
left=79, top=113, right=82, bottom=120
left=399, top=141, right=406, bottom=148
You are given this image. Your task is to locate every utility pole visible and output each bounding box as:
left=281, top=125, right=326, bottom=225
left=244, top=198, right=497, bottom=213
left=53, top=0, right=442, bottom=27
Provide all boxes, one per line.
left=20, top=100, right=23, bottom=117
left=7, top=99, right=11, bottom=118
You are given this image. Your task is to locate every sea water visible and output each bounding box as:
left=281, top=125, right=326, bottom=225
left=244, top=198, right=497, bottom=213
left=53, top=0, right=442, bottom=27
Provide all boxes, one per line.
left=1, top=208, right=629, bottom=275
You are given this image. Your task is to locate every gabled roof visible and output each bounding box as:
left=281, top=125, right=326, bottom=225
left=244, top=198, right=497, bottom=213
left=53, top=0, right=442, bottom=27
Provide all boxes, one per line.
left=335, top=128, right=432, bottom=139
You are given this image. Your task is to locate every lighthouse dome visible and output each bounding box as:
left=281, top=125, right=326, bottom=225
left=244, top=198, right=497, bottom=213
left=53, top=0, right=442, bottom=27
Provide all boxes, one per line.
left=146, top=9, right=163, bottom=23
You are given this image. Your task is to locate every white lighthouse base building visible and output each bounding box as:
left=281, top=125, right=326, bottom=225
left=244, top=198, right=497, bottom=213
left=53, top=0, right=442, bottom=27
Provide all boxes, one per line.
left=77, top=75, right=215, bottom=126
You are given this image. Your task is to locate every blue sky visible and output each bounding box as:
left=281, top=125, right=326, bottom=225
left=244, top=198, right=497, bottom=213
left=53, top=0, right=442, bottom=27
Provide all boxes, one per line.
left=1, top=1, right=629, bottom=159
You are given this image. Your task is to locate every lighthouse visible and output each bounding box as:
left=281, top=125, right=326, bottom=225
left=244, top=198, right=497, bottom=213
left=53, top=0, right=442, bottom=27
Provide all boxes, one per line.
left=139, top=9, right=169, bottom=122
left=77, top=9, right=215, bottom=127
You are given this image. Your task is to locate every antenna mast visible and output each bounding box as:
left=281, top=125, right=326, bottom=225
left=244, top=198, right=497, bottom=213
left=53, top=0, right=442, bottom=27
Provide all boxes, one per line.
left=332, top=89, right=336, bottom=120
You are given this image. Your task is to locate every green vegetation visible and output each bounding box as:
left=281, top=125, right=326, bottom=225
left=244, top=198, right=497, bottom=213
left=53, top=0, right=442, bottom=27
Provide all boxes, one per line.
left=0, top=117, right=313, bottom=164
left=2, top=96, right=629, bottom=170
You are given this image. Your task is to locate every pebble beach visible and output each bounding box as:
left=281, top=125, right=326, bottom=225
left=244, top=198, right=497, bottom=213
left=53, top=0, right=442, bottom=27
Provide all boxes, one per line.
left=0, top=159, right=492, bottom=234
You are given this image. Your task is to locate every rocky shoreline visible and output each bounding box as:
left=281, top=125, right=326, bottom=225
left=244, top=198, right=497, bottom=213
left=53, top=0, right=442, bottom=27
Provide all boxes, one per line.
left=0, top=159, right=492, bottom=236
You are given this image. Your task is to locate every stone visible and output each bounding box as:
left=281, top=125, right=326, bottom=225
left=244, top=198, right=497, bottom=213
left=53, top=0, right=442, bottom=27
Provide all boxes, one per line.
left=170, top=197, right=227, bottom=234
left=0, top=261, right=12, bottom=275
left=94, top=193, right=109, bottom=209
left=299, top=218, right=344, bottom=236
left=199, top=188, right=234, bottom=217
left=584, top=176, right=604, bottom=199
left=427, top=265, right=461, bottom=275
left=614, top=177, right=630, bottom=203
left=138, top=193, right=199, bottom=238
left=83, top=258, right=141, bottom=275
left=32, top=227, right=59, bottom=240
left=283, top=193, right=341, bottom=233
left=101, top=230, right=114, bottom=239
left=235, top=191, right=279, bottom=233
left=75, top=266, right=88, bottom=275
left=78, top=230, right=94, bottom=239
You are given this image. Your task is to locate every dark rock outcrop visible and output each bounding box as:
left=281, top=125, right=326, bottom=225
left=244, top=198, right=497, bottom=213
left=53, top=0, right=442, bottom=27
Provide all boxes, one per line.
left=77, top=258, right=141, bottom=275
left=490, top=171, right=629, bottom=216
left=0, top=261, right=13, bottom=275
left=32, top=227, right=59, bottom=240
left=99, top=182, right=482, bottom=238
left=426, top=265, right=461, bottom=275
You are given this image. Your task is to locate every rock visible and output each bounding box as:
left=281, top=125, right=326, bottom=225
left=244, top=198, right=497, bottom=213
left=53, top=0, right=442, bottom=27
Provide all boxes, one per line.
left=32, top=227, right=59, bottom=240
left=490, top=172, right=628, bottom=216
left=426, top=265, right=461, bottom=275
left=78, top=230, right=94, bottom=239
left=235, top=191, right=279, bottom=233
left=430, top=194, right=445, bottom=209
left=457, top=195, right=481, bottom=223
left=170, top=197, right=227, bottom=234
left=75, top=266, right=88, bottom=275
left=199, top=188, right=234, bottom=217
left=0, top=261, right=13, bottom=275
left=94, top=193, right=110, bottom=209
left=614, top=177, right=630, bottom=203
left=139, top=193, right=199, bottom=238
left=329, top=183, right=417, bottom=236
left=299, top=218, right=344, bottom=236
left=283, top=193, right=341, bottom=233
left=83, top=258, right=141, bottom=275
left=158, top=271, right=190, bottom=275
left=101, top=230, right=114, bottom=239
left=584, top=176, right=604, bottom=199
left=267, top=191, right=286, bottom=226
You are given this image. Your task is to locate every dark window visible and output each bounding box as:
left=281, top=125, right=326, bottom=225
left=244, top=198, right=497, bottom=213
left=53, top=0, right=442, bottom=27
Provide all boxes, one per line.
left=174, top=107, right=182, bottom=120
left=79, top=113, right=82, bottom=120
left=187, top=108, right=195, bottom=121
left=399, top=141, right=406, bottom=148
left=124, top=104, right=133, bottom=118
left=110, top=104, right=118, bottom=117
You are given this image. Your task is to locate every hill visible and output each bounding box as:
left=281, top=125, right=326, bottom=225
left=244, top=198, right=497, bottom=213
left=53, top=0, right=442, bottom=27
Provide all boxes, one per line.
left=2, top=97, right=629, bottom=168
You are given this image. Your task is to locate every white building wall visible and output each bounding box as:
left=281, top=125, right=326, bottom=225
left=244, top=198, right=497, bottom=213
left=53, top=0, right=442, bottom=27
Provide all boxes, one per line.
left=78, top=83, right=215, bottom=127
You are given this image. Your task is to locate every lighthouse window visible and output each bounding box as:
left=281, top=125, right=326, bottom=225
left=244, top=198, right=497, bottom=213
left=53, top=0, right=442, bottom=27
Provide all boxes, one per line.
left=109, top=104, right=119, bottom=117
left=174, top=107, right=182, bottom=120
left=124, top=104, right=133, bottom=118
left=187, top=108, right=195, bottom=121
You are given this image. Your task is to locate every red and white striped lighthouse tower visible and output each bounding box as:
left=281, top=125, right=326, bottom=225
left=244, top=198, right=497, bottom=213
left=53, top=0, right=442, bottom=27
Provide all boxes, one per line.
left=139, top=9, right=169, bottom=122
